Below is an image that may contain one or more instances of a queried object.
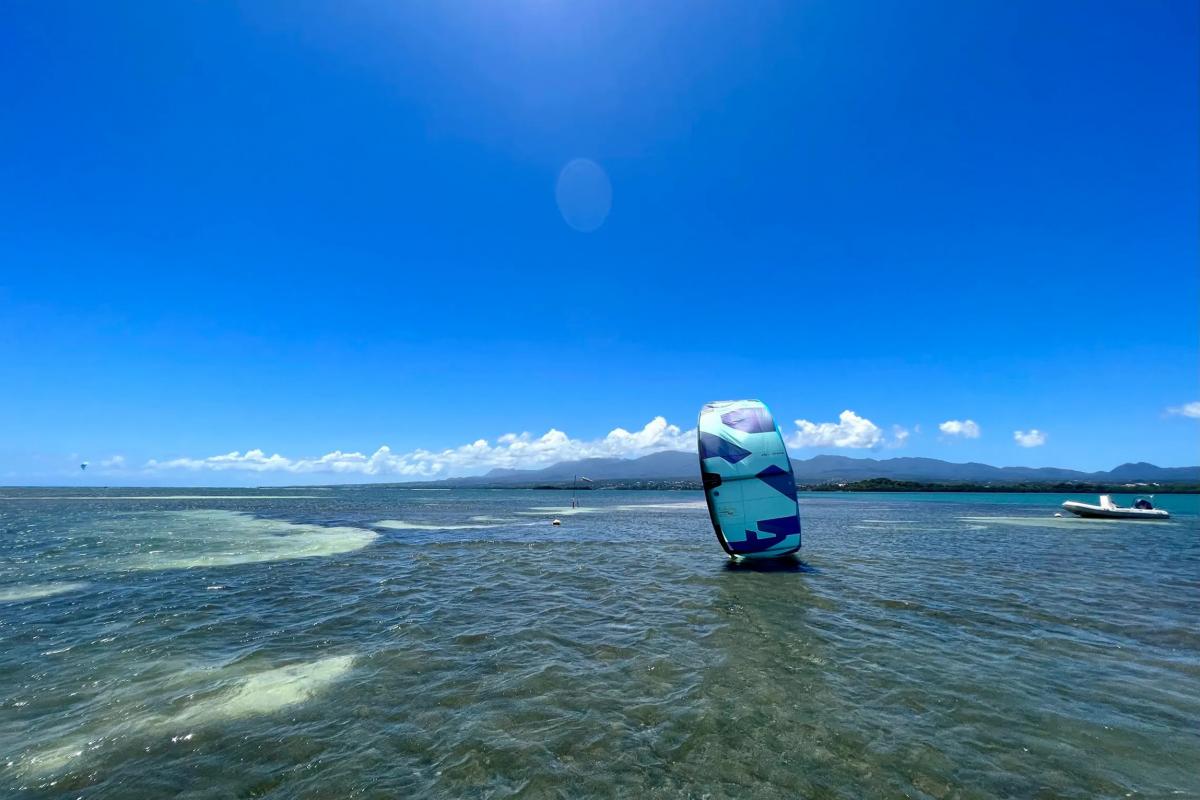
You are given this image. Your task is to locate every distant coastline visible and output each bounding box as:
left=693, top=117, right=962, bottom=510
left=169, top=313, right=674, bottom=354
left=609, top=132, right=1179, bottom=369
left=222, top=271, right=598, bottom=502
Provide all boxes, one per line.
left=401, top=478, right=1200, bottom=494
left=800, top=478, right=1200, bottom=494
left=390, top=451, right=1200, bottom=491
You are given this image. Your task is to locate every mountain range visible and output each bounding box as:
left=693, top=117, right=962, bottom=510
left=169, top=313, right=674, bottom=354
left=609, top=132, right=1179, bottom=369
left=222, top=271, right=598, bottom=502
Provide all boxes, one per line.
left=415, top=451, right=1199, bottom=486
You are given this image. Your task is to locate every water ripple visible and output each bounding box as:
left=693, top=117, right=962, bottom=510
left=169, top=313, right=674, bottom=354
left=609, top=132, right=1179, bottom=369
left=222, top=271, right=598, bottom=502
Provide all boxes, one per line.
left=0, top=489, right=1196, bottom=798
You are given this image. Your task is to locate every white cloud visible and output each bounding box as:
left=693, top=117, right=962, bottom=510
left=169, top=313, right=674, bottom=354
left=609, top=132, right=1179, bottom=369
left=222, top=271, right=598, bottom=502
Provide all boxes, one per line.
left=133, top=409, right=926, bottom=479
left=787, top=410, right=883, bottom=449
left=939, top=419, right=981, bottom=439
left=1013, top=429, right=1046, bottom=447
left=100, top=455, right=126, bottom=468
left=143, top=417, right=695, bottom=479
left=1166, top=401, right=1200, bottom=419
left=888, top=425, right=911, bottom=448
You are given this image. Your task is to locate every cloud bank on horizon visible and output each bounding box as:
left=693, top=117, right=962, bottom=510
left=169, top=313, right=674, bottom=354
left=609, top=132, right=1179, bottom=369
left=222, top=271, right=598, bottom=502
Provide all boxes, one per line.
left=85, top=408, right=1048, bottom=480
left=35, top=402, right=1198, bottom=482
left=142, top=417, right=695, bottom=479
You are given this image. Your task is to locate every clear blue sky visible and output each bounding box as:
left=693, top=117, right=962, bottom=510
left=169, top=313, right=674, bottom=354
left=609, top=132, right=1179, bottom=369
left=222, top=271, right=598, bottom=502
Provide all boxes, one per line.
left=2, top=1, right=1197, bottom=484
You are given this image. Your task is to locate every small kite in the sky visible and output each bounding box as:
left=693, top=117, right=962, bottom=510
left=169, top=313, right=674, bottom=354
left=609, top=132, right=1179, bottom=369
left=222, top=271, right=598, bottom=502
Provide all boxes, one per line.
left=80, top=462, right=88, bottom=471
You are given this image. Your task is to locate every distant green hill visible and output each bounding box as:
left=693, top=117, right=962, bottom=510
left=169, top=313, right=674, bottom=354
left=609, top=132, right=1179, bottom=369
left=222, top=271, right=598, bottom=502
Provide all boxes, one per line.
left=397, top=452, right=1200, bottom=487
left=804, top=477, right=1199, bottom=494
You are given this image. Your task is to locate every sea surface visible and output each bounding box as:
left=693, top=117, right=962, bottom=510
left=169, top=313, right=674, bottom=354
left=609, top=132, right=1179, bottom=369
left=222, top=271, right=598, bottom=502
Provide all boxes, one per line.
left=1, top=488, right=1197, bottom=799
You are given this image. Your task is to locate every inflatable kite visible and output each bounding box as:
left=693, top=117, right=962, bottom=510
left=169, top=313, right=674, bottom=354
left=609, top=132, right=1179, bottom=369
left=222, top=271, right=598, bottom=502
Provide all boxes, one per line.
left=698, top=400, right=801, bottom=559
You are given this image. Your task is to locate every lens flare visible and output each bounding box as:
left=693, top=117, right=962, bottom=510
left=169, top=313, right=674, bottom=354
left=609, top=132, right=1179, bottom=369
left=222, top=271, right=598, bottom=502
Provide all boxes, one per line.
left=555, top=158, right=612, bottom=232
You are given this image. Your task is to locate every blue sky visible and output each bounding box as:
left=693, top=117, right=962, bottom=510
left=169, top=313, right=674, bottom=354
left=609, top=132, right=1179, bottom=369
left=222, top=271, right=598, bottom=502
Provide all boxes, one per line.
left=2, top=1, right=1197, bottom=484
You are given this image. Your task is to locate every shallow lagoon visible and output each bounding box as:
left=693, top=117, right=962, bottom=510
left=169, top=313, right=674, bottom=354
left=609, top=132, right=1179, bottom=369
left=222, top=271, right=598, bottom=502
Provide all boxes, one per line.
left=1, top=488, right=1197, bottom=798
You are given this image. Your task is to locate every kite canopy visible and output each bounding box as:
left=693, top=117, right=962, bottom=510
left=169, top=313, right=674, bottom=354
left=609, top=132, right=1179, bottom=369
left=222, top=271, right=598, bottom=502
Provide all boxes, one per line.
left=697, top=400, right=801, bottom=559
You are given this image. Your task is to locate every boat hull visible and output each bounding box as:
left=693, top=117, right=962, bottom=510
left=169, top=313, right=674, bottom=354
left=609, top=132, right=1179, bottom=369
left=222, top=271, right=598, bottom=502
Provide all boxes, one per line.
left=1061, top=501, right=1170, bottom=520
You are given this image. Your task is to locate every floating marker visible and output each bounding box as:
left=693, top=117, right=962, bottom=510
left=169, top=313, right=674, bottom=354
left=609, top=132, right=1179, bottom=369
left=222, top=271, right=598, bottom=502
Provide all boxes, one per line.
left=698, top=400, right=801, bottom=559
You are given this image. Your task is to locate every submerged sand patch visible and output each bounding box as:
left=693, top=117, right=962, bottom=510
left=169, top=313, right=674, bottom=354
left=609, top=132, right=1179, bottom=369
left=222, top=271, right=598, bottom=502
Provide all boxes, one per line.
left=20, top=654, right=355, bottom=776
left=120, top=510, right=377, bottom=571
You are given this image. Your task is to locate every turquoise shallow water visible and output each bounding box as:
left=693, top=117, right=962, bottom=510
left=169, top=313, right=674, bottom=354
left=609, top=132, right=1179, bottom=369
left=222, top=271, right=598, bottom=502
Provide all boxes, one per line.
left=1, top=488, right=1197, bottom=798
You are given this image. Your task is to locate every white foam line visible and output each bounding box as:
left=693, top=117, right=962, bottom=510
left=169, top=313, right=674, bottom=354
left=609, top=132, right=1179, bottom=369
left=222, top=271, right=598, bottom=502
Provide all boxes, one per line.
left=615, top=501, right=707, bottom=511
left=375, top=518, right=541, bottom=531
left=957, top=515, right=1178, bottom=530
left=375, top=520, right=507, bottom=531
left=514, top=506, right=601, bottom=517
left=0, top=581, right=89, bottom=603
left=515, top=501, right=707, bottom=517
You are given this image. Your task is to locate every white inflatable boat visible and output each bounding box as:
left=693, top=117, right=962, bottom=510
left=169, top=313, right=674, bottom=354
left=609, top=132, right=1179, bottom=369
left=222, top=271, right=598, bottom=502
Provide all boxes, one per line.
left=1061, top=495, right=1170, bottom=520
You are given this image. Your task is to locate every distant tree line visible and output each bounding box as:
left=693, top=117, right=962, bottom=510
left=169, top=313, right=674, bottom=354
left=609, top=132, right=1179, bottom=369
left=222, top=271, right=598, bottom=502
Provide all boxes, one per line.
left=394, top=477, right=1198, bottom=493
left=511, top=478, right=1199, bottom=493
left=801, top=478, right=1199, bottom=494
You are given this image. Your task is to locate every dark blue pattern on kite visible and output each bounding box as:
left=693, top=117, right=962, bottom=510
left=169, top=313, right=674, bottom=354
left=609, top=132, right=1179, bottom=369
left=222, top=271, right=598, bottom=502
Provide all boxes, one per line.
left=731, top=529, right=790, bottom=553
left=720, top=407, right=776, bottom=434
left=698, top=432, right=751, bottom=464
left=729, top=513, right=801, bottom=554
left=757, top=515, right=801, bottom=535
left=756, top=464, right=798, bottom=500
